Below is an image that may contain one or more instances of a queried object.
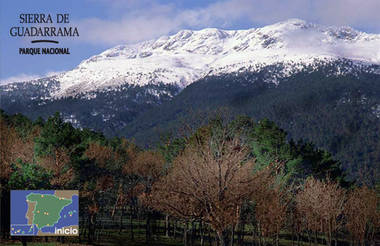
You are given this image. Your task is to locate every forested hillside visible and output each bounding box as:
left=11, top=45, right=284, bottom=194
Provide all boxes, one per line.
left=1, top=61, right=379, bottom=184
left=0, top=111, right=378, bottom=245
left=122, top=65, right=380, bottom=185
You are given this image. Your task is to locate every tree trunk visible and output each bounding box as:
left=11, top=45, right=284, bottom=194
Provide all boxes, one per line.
left=21, top=237, right=28, bottom=246
left=145, top=213, right=151, bottom=245
left=239, top=223, right=245, bottom=246
left=276, top=227, right=279, bottom=246
left=217, top=230, right=230, bottom=246
left=208, top=226, right=212, bottom=246
left=314, top=231, right=318, bottom=246
left=91, top=213, right=96, bottom=242
left=230, top=226, right=235, bottom=246
left=291, top=226, right=294, bottom=246
left=200, top=221, right=204, bottom=246
left=191, top=221, right=195, bottom=246
left=87, top=214, right=92, bottom=243
left=308, top=230, right=311, bottom=246
left=253, top=228, right=257, bottom=246
left=119, top=206, right=123, bottom=234
left=174, top=220, right=177, bottom=239
left=184, top=222, right=188, bottom=246
left=130, top=205, right=134, bottom=240
left=297, top=233, right=300, bottom=246
left=328, top=221, right=332, bottom=246
left=257, top=223, right=262, bottom=246
left=165, top=214, right=169, bottom=237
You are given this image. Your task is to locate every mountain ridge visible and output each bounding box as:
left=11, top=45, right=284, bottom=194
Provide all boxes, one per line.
left=54, top=18, right=380, bottom=96
left=3, top=19, right=379, bottom=99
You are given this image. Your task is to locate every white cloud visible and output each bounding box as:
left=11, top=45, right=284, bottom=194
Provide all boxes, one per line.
left=182, top=0, right=380, bottom=29
left=45, top=71, right=64, bottom=77
left=313, top=0, right=380, bottom=28
left=0, top=74, right=41, bottom=85
left=0, top=71, right=64, bottom=85
left=74, top=0, right=380, bottom=46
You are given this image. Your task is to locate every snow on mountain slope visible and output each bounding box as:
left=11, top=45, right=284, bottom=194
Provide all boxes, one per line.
left=52, top=19, right=380, bottom=98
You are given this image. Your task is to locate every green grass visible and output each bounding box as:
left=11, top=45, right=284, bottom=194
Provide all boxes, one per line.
left=0, top=242, right=86, bottom=246
left=1, top=217, right=351, bottom=246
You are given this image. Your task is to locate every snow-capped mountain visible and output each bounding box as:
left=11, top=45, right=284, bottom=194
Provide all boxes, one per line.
left=47, top=18, right=380, bottom=98
left=2, top=19, right=380, bottom=182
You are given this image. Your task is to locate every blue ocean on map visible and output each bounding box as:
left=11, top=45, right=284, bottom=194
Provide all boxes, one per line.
left=40, top=195, right=79, bottom=233
left=10, top=224, right=35, bottom=235
left=11, top=190, right=55, bottom=225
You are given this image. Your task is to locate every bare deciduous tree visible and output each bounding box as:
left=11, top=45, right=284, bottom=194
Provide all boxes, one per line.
left=126, top=150, right=165, bottom=244
left=0, top=119, right=37, bottom=181
left=85, top=142, right=120, bottom=168
left=255, top=182, right=289, bottom=246
left=81, top=175, right=114, bottom=242
left=145, top=133, right=272, bottom=246
left=0, top=120, right=16, bottom=182
left=345, top=186, right=379, bottom=246
left=296, top=177, right=346, bottom=246
left=48, top=147, right=73, bottom=188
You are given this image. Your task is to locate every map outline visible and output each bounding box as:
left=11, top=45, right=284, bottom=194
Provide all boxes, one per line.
left=10, top=190, right=79, bottom=236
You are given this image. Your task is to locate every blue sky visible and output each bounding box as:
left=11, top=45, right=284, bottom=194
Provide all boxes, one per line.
left=1, top=0, right=380, bottom=84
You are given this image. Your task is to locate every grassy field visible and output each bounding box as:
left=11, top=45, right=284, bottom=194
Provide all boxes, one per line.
left=0, top=229, right=340, bottom=246
left=1, top=217, right=352, bottom=246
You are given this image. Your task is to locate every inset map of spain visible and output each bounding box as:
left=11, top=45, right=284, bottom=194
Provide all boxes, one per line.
left=11, top=190, right=79, bottom=236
